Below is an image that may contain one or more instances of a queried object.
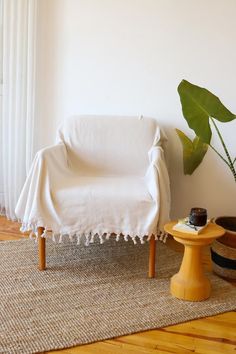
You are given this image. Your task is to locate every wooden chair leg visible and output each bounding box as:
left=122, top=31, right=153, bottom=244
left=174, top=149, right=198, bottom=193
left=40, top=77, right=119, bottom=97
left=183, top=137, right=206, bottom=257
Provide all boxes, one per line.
left=148, top=235, right=156, bottom=278
left=38, top=227, right=46, bottom=271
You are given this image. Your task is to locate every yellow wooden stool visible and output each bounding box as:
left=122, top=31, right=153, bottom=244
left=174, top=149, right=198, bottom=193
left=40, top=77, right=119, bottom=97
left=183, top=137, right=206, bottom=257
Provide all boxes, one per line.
left=164, top=221, right=225, bottom=301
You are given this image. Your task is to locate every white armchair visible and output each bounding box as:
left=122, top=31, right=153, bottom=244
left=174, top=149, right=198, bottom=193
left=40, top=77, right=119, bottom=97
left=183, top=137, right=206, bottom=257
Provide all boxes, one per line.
left=16, top=115, right=170, bottom=277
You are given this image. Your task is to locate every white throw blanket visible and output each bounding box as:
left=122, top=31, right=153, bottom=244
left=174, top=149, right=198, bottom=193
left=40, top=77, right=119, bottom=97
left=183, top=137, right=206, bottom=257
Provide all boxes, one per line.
left=15, top=115, right=170, bottom=245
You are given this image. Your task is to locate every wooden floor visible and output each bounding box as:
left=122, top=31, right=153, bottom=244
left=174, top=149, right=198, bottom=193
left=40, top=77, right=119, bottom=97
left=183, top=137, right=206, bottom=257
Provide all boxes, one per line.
left=0, top=216, right=235, bottom=354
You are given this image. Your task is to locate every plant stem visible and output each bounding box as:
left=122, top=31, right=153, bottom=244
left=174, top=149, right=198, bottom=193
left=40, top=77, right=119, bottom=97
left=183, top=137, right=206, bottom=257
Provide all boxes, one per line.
left=210, top=117, right=236, bottom=182
left=209, top=144, right=230, bottom=167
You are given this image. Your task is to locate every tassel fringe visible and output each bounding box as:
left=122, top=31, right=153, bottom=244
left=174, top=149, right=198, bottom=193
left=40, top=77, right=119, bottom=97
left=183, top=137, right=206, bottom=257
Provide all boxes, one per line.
left=18, top=221, right=168, bottom=246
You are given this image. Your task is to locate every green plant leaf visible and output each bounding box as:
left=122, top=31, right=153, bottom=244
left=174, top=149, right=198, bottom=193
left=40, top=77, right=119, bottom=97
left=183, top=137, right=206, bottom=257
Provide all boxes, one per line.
left=176, top=129, right=208, bottom=175
left=178, top=80, right=236, bottom=144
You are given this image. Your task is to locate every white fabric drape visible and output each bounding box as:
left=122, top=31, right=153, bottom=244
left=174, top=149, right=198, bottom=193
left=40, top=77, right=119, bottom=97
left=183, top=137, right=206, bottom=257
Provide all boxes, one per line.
left=16, top=115, right=171, bottom=244
left=0, top=0, right=37, bottom=219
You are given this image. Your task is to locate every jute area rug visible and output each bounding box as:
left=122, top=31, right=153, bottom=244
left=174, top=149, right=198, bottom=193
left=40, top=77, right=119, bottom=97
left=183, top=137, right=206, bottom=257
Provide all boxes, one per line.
left=1, top=238, right=236, bottom=354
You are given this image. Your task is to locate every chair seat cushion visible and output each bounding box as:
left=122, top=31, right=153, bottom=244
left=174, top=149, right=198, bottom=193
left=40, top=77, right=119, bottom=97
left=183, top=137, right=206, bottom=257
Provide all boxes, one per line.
left=54, top=176, right=155, bottom=238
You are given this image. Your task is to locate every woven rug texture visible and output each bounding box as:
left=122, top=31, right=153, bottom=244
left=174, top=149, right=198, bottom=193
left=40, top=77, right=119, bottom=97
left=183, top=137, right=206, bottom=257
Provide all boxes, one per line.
left=0, top=238, right=236, bottom=354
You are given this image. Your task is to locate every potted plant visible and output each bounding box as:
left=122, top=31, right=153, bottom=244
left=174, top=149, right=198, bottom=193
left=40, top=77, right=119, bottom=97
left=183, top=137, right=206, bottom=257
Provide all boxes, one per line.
left=176, top=79, right=236, bottom=279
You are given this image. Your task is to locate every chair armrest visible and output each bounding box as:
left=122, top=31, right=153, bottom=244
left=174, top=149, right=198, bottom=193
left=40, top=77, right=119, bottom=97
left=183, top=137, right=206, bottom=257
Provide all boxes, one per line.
left=15, top=142, right=69, bottom=229
left=145, top=146, right=171, bottom=231
left=35, top=142, right=68, bottom=172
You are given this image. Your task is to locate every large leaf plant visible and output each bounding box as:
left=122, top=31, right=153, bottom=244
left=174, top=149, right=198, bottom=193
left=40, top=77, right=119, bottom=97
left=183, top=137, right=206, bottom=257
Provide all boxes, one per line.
left=177, top=80, right=236, bottom=182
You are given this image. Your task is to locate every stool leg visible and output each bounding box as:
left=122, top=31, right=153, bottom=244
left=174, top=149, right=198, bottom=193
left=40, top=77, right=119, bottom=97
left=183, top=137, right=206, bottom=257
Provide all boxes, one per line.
left=38, top=227, right=46, bottom=271
left=148, top=235, right=156, bottom=278
left=171, top=243, right=210, bottom=301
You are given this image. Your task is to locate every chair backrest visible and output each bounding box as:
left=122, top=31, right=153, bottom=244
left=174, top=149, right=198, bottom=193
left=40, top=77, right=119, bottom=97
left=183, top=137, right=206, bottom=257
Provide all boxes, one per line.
left=57, top=115, right=160, bottom=176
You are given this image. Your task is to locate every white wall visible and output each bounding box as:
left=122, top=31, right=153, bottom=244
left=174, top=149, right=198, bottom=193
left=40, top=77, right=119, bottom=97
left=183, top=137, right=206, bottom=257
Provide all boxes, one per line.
left=36, top=0, right=236, bottom=219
